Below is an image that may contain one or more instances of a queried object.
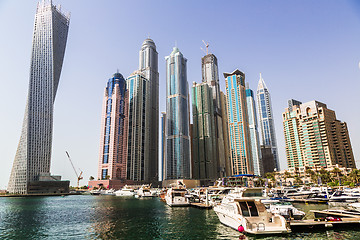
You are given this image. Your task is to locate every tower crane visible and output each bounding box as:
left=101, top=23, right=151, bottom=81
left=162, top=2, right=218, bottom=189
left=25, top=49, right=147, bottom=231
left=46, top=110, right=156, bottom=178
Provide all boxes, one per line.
left=66, top=151, right=83, bottom=189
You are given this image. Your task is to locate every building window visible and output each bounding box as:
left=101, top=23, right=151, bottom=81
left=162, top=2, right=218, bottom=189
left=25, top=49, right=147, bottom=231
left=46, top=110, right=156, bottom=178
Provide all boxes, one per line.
left=102, top=169, right=108, bottom=180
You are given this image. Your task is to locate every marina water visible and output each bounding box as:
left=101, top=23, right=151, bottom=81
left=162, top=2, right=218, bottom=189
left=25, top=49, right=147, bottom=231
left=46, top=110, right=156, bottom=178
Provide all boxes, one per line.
left=1, top=195, right=360, bottom=239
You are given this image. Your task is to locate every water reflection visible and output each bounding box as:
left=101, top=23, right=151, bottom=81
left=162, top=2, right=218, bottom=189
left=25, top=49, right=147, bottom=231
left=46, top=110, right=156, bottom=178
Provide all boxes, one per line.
left=0, top=197, right=47, bottom=239
left=89, top=196, right=163, bottom=239
left=1, top=196, right=360, bottom=239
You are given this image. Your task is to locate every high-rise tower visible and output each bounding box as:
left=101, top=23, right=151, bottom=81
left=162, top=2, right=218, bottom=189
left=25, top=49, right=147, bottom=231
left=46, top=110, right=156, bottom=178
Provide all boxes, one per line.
left=165, top=47, right=191, bottom=179
left=246, top=84, right=263, bottom=176
left=283, top=100, right=356, bottom=169
left=201, top=53, right=226, bottom=177
left=126, top=71, right=151, bottom=182
left=257, top=73, right=279, bottom=171
left=97, top=72, right=128, bottom=181
left=8, top=0, right=70, bottom=194
left=192, top=82, right=217, bottom=179
left=138, top=39, right=159, bottom=182
left=224, top=69, right=254, bottom=175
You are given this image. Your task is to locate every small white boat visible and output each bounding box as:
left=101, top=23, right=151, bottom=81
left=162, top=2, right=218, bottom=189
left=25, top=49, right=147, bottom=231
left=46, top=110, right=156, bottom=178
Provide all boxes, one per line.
left=349, top=202, right=360, bottom=211
left=102, top=189, right=116, bottom=196
left=115, top=185, right=135, bottom=196
left=90, top=189, right=105, bottom=195
left=213, top=189, right=291, bottom=235
left=329, top=190, right=359, bottom=202
left=165, top=187, right=190, bottom=207
left=136, top=185, right=156, bottom=198
left=268, top=202, right=305, bottom=220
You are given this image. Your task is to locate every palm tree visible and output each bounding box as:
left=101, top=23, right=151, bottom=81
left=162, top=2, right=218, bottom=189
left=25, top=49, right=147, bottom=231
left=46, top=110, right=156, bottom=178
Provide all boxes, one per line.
left=331, top=168, right=342, bottom=185
left=349, top=169, right=360, bottom=185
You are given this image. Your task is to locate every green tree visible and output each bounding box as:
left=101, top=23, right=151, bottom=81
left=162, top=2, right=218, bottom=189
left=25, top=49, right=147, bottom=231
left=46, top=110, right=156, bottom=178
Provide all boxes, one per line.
left=349, top=169, right=360, bottom=185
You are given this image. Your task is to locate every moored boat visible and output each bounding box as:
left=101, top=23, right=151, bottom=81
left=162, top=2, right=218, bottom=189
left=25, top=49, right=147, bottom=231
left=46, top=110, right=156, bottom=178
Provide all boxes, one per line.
left=115, top=185, right=135, bottom=196
left=165, top=187, right=190, bottom=207
left=213, top=189, right=291, bottom=235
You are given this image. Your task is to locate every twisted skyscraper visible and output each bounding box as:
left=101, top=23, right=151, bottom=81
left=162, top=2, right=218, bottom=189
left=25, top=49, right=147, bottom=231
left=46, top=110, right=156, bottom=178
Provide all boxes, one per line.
left=8, top=0, right=70, bottom=194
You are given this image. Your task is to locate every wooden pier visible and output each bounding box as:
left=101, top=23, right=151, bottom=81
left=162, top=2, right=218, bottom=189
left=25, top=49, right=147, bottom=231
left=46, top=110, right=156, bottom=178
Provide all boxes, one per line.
left=290, top=217, right=360, bottom=230
left=288, top=198, right=328, bottom=204
left=190, top=202, right=213, bottom=209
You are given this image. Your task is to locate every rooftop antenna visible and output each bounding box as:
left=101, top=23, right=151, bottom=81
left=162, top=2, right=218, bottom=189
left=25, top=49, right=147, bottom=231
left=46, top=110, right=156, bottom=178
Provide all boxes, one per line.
left=202, top=40, right=209, bottom=55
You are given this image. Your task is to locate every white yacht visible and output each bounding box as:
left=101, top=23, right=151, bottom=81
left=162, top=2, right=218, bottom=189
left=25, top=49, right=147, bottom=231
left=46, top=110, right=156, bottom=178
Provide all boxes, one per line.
left=115, top=185, right=135, bottom=196
left=165, top=187, right=190, bottom=207
left=329, top=190, right=359, bottom=202
left=268, top=202, right=305, bottom=220
left=136, top=185, right=156, bottom=198
left=90, top=189, right=106, bottom=195
left=214, top=190, right=291, bottom=235
left=102, top=189, right=116, bottom=196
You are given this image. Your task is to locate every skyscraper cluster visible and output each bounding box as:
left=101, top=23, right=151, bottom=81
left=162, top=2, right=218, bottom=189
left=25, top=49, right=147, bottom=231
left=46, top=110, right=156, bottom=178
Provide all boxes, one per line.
left=95, top=39, right=159, bottom=187
left=95, top=42, right=282, bottom=187
left=191, top=54, right=280, bottom=179
left=9, top=1, right=357, bottom=195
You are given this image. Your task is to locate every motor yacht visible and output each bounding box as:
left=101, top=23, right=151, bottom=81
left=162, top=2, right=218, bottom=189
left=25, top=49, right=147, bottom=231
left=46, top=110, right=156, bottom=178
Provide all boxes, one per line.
left=90, top=189, right=105, bottom=195
left=213, top=189, right=291, bottom=235
left=115, top=185, right=135, bottom=196
left=136, top=185, right=156, bottom=198
left=329, top=190, right=359, bottom=202
left=268, top=202, right=305, bottom=220
left=165, top=187, right=190, bottom=207
left=102, top=189, right=116, bottom=196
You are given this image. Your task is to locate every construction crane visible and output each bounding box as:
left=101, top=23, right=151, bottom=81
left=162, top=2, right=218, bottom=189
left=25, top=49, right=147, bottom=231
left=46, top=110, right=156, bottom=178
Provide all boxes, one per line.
left=66, top=151, right=83, bottom=189
left=200, top=40, right=210, bottom=55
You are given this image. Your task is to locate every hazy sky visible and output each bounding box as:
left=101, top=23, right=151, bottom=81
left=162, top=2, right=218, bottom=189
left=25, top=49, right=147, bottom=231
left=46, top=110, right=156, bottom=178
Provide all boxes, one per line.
left=0, top=0, right=359, bottom=188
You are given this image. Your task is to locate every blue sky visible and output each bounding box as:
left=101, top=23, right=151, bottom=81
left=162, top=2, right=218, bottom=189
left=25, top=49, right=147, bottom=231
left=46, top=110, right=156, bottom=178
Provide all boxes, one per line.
left=0, top=0, right=359, bottom=188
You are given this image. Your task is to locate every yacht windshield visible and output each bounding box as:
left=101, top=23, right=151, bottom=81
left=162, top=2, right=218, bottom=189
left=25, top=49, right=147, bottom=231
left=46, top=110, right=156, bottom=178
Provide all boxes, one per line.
left=247, top=201, right=259, bottom=217
left=239, top=202, right=250, bottom=217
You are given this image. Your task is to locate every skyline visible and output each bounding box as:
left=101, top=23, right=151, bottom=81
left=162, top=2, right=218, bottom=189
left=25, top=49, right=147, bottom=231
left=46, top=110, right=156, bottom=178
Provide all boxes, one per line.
left=1, top=0, right=360, bottom=188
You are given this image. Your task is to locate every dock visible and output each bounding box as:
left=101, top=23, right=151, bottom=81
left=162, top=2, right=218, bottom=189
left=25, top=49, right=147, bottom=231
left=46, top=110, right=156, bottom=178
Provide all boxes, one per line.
left=288, top=198, right=328, bottom=204
left=290, top=217, right=360, bottom=230
left=190, top=202, right=213, bottom=209
left=0, top=192, right=82, bottom=198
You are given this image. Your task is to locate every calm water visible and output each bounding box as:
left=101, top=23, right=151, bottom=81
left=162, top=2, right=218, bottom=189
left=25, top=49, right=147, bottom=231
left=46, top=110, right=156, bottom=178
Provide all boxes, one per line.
left=0, top=195, right=360, bottom=239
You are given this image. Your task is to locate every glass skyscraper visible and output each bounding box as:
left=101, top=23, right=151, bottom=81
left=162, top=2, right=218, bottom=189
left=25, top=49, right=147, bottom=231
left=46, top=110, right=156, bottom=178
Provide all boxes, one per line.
left=126, top=71, right=150, bottom=181
left=246, top=85, right=263, bottom=176
left=192, top=82, right=217, bottom=179
left=201, top=53, right=226, bottom=177
left=8, top=0, right=70, bottom=194
left=138, top=38, right=159, bottom=183
left=224, top=69, right=254, bottom=175
left=165, top=47, right=191, bottom=179
left=256, top=73, right=279, bottom=171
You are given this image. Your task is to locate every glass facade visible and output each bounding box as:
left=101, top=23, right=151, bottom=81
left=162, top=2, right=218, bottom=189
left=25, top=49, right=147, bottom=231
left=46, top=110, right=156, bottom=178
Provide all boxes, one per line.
left=256, top=74, right=279, bottom=171
left=126, top=73, right=149, bottom=181
left=224, top=70, right=253, bottom=175
left=138, top=39, right=159, bottom=183
left=165, top=47, right=191, bottom=179
left=246, top=88, right=262, bottom=176
left=8, top=1, right=70, bottom=194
